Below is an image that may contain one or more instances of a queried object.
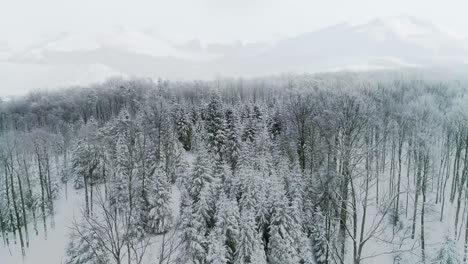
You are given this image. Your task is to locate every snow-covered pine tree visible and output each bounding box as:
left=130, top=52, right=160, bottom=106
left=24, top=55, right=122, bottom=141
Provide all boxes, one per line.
left=114, top=133, right=132, bottom=205
left=239, top=182, right=256, bottom=214
left=136, top=125, right=157, bottom=233
left=206, top=94, right=226, bottom=160
left=249, top=247, right=267, bottom=264
left=241, top=104, right=263, bottom=143
left=284, top=170, right=314, bottom=264
left=194, top=183, right=216, bottom=236
left=147, top=163, right=173, bottom=234
left=253, top=122, right=274, bottom=177
left=190, top=146, right=213, bottom=202
left=254, top=185, right=270, bottom=245
left=268, top=224, right=296, bottom=264
left=311, top=206, right=329, bottom=264
left=212, top=193, right=240, bottom=261
left=177, top=107, right=193, bottom=151
left=267, top=180, right=301, bottom=264
left=191, top=118, right=206, bottom=151
left=242, top=116, right=256, bottom=143
left=233, top=140, right=254, bottom=199
left=206, top=230, right=228, bottom=264
left=212, top=154, right=234, bottom=196
left=178, top=198, right=207, bottom=264
left=71, top=139, right=96, bottom=189
left=171, top=141, right=189, bottom=184
left=252, top=105, right=263, bottom=121
left=235, top=209, right=266, bottom=264
left=71, top=118, right=102, bottom=217
left=432, top=235, right=461, bottom=264
left=268, top=109, right=283, bottom=139
left=65, top=226, right=108, bottom=264
left=225, top=107, right=241, bottom=172
left=106, top=111, right=149, bottom=240
left=236, top=141, right=252, bottom=173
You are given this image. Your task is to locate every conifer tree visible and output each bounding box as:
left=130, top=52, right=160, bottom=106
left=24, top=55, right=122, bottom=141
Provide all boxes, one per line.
left=267, top=181, right=300, bottom=263
left=235, top=210, right=265, bottom=264
left=433, top=235, right=461, bottom=264
left=206, top=231, right=228, bottom=264
left=147, top=164, right=173, bottom=234
left=177, top=108, right=193, bottom=151
left=225, top=108, right=241, bottom=172
left=195, top=183, right=216, bottom=235
left=213, top=193, right=240, bottom=261
left=178, top=198, right=207, bottom=264
left=65, top=228, right=109, bottom=264
left=190, top=146, right=213, bottom=202
left=311, top=207, right=329, bottom=264
left=206, top=95, right=226, bottom=160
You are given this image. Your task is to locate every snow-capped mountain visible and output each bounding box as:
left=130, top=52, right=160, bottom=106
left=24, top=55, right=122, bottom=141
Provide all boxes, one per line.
left=1, top=16, right=468, bottom=96
left=10, top=26, right=220, bottom=62
left=222, top=16, right=468, bottom=75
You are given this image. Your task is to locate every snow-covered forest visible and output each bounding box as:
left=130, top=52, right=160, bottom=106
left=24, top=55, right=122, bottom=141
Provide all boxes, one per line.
left=1, top=71, right=468, bottom=264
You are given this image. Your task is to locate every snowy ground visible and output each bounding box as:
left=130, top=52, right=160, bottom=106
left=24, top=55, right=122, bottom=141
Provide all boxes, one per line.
left=0, top=184, right=182, bottom=264
left=0, top=184, right=83, bottom=264
left=351, top=162, right=460, bottom=264
left=0, top=159, right=185, bottom=264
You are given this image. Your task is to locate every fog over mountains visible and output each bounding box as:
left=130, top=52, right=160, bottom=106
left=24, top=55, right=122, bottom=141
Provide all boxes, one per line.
left=1, top=15, right=468, bottom=96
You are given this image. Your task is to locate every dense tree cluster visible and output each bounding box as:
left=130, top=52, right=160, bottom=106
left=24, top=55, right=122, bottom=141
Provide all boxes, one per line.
left=1, top=71, right=468, bottom=263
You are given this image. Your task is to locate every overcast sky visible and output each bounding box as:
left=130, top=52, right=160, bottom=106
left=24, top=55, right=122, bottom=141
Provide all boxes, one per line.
left=1, top=0, right=468, bottom=49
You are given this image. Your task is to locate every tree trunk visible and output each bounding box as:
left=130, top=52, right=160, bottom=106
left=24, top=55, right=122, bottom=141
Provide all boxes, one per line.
left=5, top=163, right=17, bottom=243
left=356, top=132, right=371, bottom=264
left=381, top=121, right=388, bottom=173
left=441, top=133, right=452, bottom=222
left=23, top=158, right=38, bottom=235
left=451, top=134, right=462, bottom=202
left=394, top=129, right=404, bottom=226
left=45, top=152, right=55, bottom=228
left=420, top=155, right=428, bottom=263
left=405, top=136, right=412, bottom=218
left=84, top=171, right=89, bottom=217
left=455, top=134, right=468, bottom=237
left=36, top=148, right=48, bottom=239
left=339, top=129, right=352, bottom=260
left=389, top=134, right=396, bottom=199
left=0, top=202, right=6, bottom=246
left=375, top=126, right=380, bottom=206
left=411, top=147, right=422, bottom=239
left=435, top=134, right=447, bottom=204
left=463, top=180, right=468, bottom=262
left=7, top=162, right=25, bottom=256
left=15, top=159, right=29, bottom=247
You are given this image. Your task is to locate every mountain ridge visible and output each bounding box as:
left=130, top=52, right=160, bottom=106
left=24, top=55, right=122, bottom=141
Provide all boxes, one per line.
left=1, top=15, right=467, bottom=95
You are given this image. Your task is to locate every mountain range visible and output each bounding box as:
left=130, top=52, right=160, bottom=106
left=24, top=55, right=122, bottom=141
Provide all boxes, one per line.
left=1, top=16, right=468, bottom=96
